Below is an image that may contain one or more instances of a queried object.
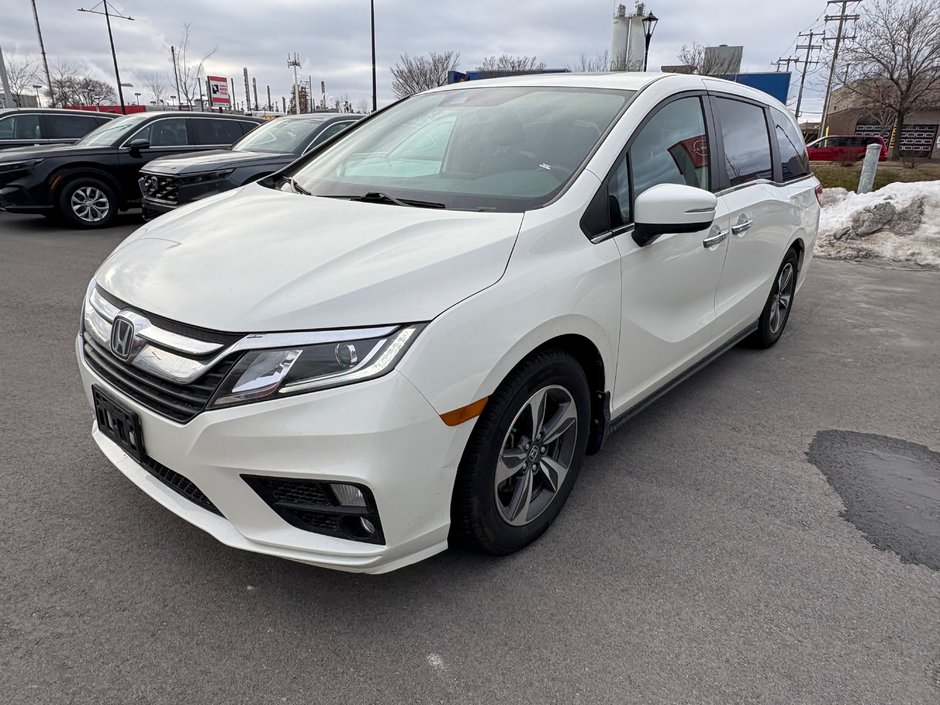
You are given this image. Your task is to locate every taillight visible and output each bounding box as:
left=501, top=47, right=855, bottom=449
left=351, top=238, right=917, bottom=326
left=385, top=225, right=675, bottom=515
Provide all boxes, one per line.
left=815, top=184, right=824, bottom=207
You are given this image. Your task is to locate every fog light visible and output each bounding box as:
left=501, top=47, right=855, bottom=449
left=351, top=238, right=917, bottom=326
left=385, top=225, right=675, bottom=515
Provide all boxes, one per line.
left=331, top=483, right=366, bottom=507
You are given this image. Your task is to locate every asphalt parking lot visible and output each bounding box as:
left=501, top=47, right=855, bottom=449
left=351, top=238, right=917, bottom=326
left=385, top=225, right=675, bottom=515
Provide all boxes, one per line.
left=1, top=211, right=939, bottom=705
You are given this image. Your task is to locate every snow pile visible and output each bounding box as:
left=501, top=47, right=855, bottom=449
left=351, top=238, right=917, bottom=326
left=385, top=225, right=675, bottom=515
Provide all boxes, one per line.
left=816, top=181, right=940, bottom=268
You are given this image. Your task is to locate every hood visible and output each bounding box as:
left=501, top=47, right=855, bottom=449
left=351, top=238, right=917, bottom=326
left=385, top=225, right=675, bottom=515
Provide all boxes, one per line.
left=96, top=183, right=523, bottom=332
left=0, top=142, right=92, bottom=160
left=141, top=149, right=290, bottom=176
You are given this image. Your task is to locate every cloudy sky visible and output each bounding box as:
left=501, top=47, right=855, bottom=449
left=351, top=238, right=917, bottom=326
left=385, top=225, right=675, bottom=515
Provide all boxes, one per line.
left=2, top=0, right=836, bottom=116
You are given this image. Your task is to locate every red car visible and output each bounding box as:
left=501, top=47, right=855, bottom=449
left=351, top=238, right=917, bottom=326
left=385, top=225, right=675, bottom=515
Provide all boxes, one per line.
left=806, top=135, right=888, bottom=162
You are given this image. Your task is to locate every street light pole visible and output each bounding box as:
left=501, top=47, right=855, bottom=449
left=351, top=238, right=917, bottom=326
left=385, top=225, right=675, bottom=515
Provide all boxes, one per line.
left=370, top=0, right=377, bottom=112
left=77, top=0, right=134, bottom=114
left=642, top=11, right=659, bottom=72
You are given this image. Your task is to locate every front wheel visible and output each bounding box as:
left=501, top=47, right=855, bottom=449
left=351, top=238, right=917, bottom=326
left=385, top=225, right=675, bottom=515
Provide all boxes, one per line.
left=57, top=177, right=118, bottom=229
left=450, top=350, right=591, bottom=555
left=749, top=249, right=799, bottom=348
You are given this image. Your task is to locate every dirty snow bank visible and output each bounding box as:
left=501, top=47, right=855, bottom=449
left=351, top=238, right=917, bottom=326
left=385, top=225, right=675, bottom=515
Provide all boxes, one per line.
left=816, top=181, right=940, bottom=268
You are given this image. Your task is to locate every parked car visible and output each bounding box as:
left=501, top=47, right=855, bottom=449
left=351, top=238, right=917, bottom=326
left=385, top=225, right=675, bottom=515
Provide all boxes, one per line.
left=806, top=134, right=888, bottom=162
left=139, top=113, right=361, bottom=218
left=77, top=73, right=820, bottom=573
left=0, top=108, right=116, bottom=150
left=0, top=111, right=262, bottom=228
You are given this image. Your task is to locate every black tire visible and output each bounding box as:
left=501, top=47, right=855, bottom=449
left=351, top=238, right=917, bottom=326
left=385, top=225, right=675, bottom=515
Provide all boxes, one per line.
left=749, top=248, right=799, bottom=349
left=57, top=176, right=118, bottom=229
left=450, top=350, right=591, bottom=555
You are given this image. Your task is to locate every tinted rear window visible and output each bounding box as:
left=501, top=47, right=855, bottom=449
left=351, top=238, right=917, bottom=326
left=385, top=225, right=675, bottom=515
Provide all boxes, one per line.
left=194, top=119, right=244, bottom=145
left=46, top=114, right=101, bottom=139
left=713, top=97, right=773, bottom=187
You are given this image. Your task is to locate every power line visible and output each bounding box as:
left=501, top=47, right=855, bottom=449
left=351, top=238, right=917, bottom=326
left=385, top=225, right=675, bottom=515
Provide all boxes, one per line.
left=794, top=30, right=823, bottom=120
left=819, top=0, right=862, bottom=136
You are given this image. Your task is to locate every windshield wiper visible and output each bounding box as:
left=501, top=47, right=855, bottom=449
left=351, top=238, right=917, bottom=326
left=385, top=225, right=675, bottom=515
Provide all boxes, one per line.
left=283, top=176, right=311, bottom=195
left=322, top=192, right=446, bottom=209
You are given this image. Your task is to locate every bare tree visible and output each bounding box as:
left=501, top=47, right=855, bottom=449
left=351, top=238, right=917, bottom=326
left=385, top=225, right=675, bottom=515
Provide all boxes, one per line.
left=172, top=24, right=217, bottom=107
left=390, top=51, right=460, bottom=99
left=355, top=97, right=370, bottom=114
left=4, top=51, right=40, bottom=104
left=45, top=61, right=82, bottom=106
left=477, top=55, right=546, bottom=72
left=585, top=49, right=644, bottom=72
left=142, top=72, right=168, bottom=104
left=675, top=43, right=740, bottom=76
left=74, top=77, right=116, bottom=106
left=569, top=51, right=610, bottom=73
left=840, top=0, right=940, bottom=159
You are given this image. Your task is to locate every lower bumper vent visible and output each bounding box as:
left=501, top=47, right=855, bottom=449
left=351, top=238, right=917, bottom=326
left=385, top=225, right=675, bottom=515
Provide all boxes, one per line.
left=242, top=475, right=384, bottom=545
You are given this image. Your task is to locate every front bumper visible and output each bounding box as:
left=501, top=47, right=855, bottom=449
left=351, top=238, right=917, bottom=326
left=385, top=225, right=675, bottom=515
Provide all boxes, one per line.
left=76, top=335, right=472, bottom=573
left=0, top=183, right=50, bottom=213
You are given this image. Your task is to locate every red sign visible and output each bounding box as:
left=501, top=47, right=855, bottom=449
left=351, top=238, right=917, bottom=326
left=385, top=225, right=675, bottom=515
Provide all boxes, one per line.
left=208, top=75, right=230, bottom=106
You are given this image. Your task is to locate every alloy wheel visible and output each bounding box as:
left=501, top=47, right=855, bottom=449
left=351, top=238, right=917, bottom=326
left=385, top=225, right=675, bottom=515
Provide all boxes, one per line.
left=768, top=262, right=794, bottom=335
left=494, top=385, right=579, bottom=526
left=70, top=186, right=110, bottom=223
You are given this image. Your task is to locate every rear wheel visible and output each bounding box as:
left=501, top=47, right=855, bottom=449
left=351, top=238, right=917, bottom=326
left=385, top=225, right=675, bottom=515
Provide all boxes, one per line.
left=450, top=350, right=590, bottom=555
left=58, top=177, right=118, bottom=229
left=749, top=249, right=799, bottom=348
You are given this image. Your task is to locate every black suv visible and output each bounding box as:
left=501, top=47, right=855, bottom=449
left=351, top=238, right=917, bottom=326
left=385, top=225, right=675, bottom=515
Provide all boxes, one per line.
left=0, top=108, right=116, bottom=150
left=0, top=111, right=262, bottom=228
left=139, top=113, right=360, bottom=218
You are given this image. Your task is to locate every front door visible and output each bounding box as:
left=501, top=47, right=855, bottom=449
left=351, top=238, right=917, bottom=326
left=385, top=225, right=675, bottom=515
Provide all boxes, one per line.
left=117, top=117, right=193, bottom=200
left=609, top=95, right=730, bottom=412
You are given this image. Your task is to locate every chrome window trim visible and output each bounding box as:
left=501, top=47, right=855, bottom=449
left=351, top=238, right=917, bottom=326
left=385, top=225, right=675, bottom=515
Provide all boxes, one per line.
left=714, top=178, right=774, bottom=197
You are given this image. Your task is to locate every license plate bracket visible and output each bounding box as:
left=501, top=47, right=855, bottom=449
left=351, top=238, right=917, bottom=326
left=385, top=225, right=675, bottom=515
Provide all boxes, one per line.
left=92, top=386, right=145, bottom=462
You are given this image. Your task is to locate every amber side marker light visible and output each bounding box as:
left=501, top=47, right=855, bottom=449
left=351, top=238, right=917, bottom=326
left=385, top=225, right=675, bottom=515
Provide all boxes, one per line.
left=440, top=397, right=488, bottom=427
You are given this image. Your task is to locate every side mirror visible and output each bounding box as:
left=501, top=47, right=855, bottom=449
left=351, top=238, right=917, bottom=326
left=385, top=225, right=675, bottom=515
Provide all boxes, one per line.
left=126, top=138, right=150, bottom=155
left=633, top=183, right=717, bottom=247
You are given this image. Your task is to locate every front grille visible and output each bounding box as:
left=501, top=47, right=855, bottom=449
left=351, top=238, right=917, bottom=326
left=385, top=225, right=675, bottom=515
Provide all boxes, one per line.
left=82, top=332, right=239, bottom=423
left=243, top=476, right=385, bottom=545
left=141, top=455, right=222, bottom=516
left=142, top=174, right=179, bottom=203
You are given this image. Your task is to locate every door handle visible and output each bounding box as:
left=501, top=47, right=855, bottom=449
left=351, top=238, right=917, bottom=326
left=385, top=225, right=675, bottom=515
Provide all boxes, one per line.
left=702, top=229, right=729, bottom=249
left=731, top=219, right=753, bottom=236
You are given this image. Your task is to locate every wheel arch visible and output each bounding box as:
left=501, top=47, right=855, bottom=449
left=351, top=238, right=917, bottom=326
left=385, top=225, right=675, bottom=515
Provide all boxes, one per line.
left=517, top=334, right=609, bottom=455
left=50, top=166, right=124, bottom=207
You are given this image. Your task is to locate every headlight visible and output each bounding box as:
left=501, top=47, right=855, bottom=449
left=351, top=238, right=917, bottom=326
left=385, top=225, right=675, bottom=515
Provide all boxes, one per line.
left=210, top=325, right=423, bottom=407
left=180, top=168, right=234, bottom=184
left=0, top=158, right=43, bottom=173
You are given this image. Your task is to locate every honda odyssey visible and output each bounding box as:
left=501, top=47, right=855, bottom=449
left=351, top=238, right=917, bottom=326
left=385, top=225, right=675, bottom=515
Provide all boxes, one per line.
left=76, top=73, right=820, bottom=573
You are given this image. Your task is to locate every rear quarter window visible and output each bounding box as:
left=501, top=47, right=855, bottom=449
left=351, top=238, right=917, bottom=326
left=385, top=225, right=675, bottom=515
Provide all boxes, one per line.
left=771, top=108, right=810, bottom=182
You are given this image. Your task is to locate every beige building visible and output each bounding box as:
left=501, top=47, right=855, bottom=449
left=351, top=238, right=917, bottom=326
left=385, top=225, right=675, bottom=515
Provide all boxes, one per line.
left=825, top=83, right=940, bottom=158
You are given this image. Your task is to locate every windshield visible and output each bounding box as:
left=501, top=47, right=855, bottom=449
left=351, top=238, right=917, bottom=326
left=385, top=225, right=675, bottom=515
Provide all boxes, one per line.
left=233, top=117, right=323, bottom=154
left=77, top=113, right=151, bottom=146
left=287, top=86, right=633, bottom=212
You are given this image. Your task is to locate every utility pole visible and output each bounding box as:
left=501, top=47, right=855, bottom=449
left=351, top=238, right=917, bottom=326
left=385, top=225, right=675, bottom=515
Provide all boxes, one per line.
left=30, top=1, right=52, bottom=106
left=773, top=57, right=799, bottom=73
left=287, top=53, right=301, bottom=115
left=819, top=0, right=861, bottom=137
left=77, top=0, right=134, bottom=114
left=171, top=46, right=182, bottom=109
left=794, top=30, right=822, bottom=120
left=370, top=0, right=377, bottom=112
left=243, top=67, right=250, bottom=113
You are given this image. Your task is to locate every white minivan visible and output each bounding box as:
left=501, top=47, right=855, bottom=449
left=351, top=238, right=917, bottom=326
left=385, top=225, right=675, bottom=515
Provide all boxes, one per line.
left=77, top=73, right=820, bottom=573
